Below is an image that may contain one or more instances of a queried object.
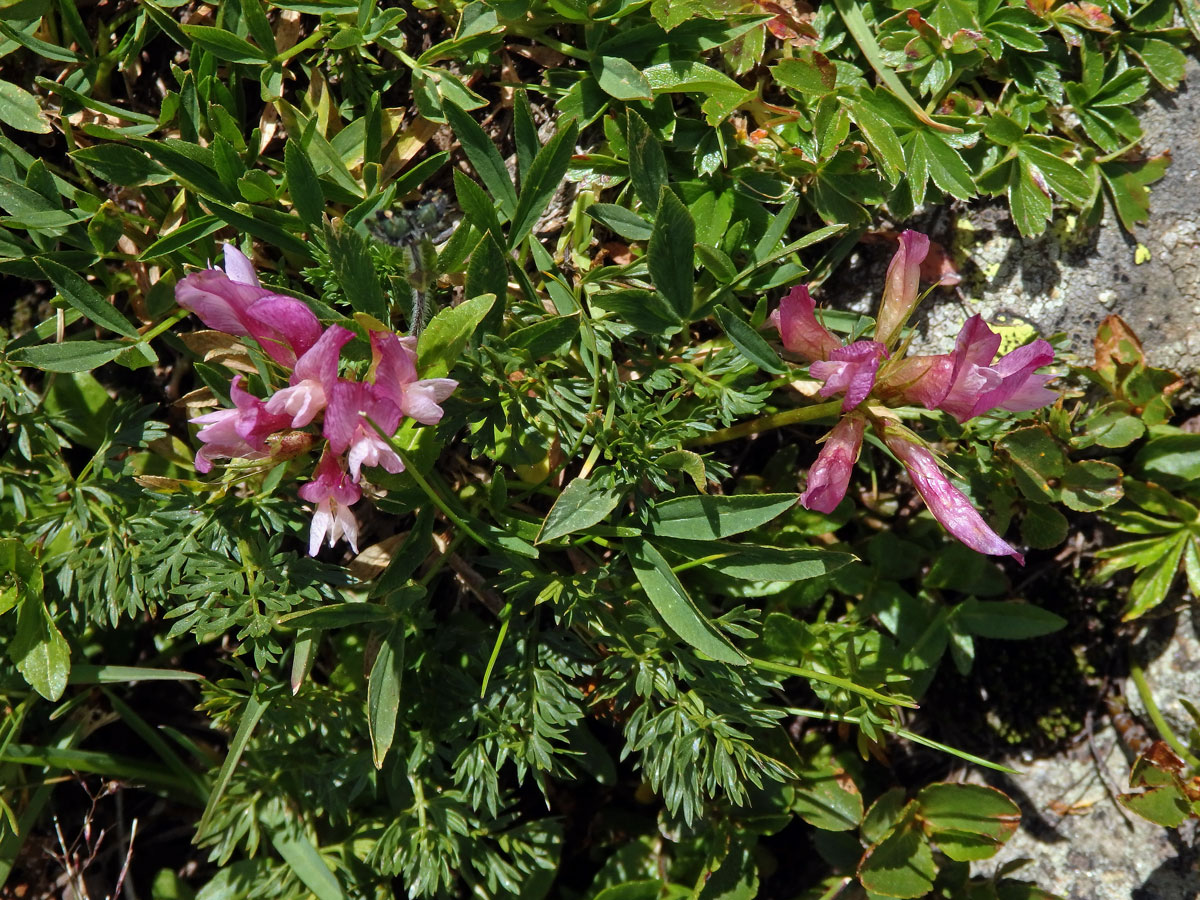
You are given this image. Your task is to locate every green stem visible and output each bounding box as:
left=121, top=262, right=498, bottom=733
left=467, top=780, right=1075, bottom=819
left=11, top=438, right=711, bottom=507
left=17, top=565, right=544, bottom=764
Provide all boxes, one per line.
left=1129, top=659, right=1200, bottom=769
left=371, top=422, right=491, bottom=550
left=748, top=656, right=918, bottom=708
left=784, top=707, right=1017, bottom=773
left=686, top=400, right=842, bottom=448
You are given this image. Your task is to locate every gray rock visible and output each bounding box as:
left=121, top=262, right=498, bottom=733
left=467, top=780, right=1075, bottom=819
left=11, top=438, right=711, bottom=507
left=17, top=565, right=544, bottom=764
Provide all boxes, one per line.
left=916, top=56, right=1200, bottom=371
left=981, top=608, right=1200, bottom=899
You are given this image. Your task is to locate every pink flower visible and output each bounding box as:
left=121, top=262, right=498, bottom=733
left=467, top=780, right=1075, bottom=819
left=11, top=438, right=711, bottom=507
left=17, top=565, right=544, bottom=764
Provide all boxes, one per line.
left=175, top=244, right=322, bottom=369
left=324, top=381, right=404, bottom=481
left=298, top=451, right=362, bottom=556
left=189, top=375, right=291, bottom=473
left=882, top=425, right=1024, bottom=563
left=768, top=285, right=842, bottom=362
left=801, top=414, right=866, bottom=513
left=874, top=230, right=930, bottom=349
left=175, top=244, right=274, bottom=336
left=809, top=341, right=888, bottom=411
left=369, top=331, right=458, bottom=425
left=265, top=325, right=355, bottom=427
left=241, top=296, right=322, bottom=369
left=888, top=316, right=1056, bottom=423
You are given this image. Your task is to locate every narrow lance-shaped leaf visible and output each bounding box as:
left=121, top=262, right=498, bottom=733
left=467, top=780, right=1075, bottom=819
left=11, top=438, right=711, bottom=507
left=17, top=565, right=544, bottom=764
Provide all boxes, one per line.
left=627, top=538, right=748, bottom=665
left=648, top=187, right=695, bottom=322
left=443, top=100, right=517, bottom=216
left=509, top=119, right=579, bottom=247
left=538, top=476, right=626, bottom=543
left=368, top=622, right=406, bottom=768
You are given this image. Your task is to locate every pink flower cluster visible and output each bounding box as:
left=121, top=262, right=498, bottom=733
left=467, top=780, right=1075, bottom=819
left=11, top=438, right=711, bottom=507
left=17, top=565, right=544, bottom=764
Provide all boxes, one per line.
left=178, top=244, right=457, bottom=556
left=771, top=231, right=1057, bottom=563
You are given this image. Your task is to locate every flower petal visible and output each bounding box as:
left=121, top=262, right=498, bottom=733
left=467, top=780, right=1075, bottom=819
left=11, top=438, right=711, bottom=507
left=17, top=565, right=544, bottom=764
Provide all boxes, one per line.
left=222, top=243, right=260, bottom=287
left=875, top=230, right=930, bottom=348
left=884, top=428, right=1024, bottom=563
left=801, top=415, right=865, bottom=514
left=810, top=340, right=887, bottom=411
left=175, top=270, right=270, bottom=335
left=770, top=284, right=842, bottom=362
left=244, top=296, right=322, bottom=367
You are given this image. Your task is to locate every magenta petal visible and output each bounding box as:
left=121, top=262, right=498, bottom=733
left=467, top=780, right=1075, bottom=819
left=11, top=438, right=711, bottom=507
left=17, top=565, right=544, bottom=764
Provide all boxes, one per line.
left=810, top=340, right=887, bottom=411
left=175, top=270, right=271, bottom=335
left=885, top=430, right=1024, bottom=564
left=954, top=315, right=1002, bottom=368
left=402, top=378, right=458, bottom=424
left=323, top=380, right=364, bottom=455
left=299, top=452, right=361, bottom=556
left=974, top=339, right=1057, bottom=415
left=370, top=331, right=457, bottom=424
left=772, top=285, right=842, bottom=362
left=244, top=296, right=322, bottom=367
left=294, top=325, right=355, bottom=384
left=222, top=244, right=260, bottom=287
left=801, top=415, right=865, bottom=514
left=875, top=230, right=930, bottom=347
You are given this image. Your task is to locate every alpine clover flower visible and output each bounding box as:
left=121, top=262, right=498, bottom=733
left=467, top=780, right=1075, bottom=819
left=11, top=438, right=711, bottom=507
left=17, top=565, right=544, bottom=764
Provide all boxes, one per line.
left=175, top=242, right=457, bottom=556
left=772, top=230, right=1057, bottom=562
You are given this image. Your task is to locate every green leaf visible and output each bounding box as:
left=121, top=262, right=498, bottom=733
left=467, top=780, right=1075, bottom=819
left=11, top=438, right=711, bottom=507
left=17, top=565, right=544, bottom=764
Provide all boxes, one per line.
left=70, top=144, right=170, bottom=186
left=646, top=493, right=798, bottom=540
left=278, top=603, right=396, bottom=629
left=713, top=307, right=787, bottom=374
left=508, top=314, right=579, bottom=357
left=696, top=838, right=758, bottom=900
left=417, top=292, right=496, bottom=377
left=1060, top=459, right=1123, bottom=511
left=955, top=599, right=1067, bottom=639
left=845, top=98, right=904, bottom=182
left=643, top=59, right=745, bottom=94
left=443, top=100, right=517, bottom=216
left=647, top=187, right=695, bottom=321
left=538, top=477, right=626, bottom=543
left=1020, top=504, right=1068, bottom=550
left=2, top=542, right=67, bottom=702
left=284, top=138, right=325, bottom=228
left=68, top=665, right=203, bottom=684
left=627, top=537, right=747, bottom=665
left=592, top=288, right=681, bottom=335
left=509, top=119, right=579, bottom=247
left=8, top=340, right=129, bottom=372
left=625, top=109, right=667, bottom=212
left=792, top=767, right=864, bottom=831
left=138, top=214, right=224, bottom=259
left=0, top=80, right=49, bottom=133
left=269, top=826, right=343, bottom=900
left=197, top=693, right=270, bottom=840
left=592, top=56, right=653, bottom=100
left=180, top=24, right=270, bottom=63
left=368, top=623, right=405, bottom=768
left=1134, top=432, right=1200, bottom=484
left=324, top=219, right=387, bottom=319
left=772, top=56, right=837, bottom=96
left=453, top=169, right=506, bottom=243
left=11, top=596, right=68, bottom=701
left=916, top=783, right=1020, bottom=858
left=1124, top=532, right=1186, bottom=620
left=1120, top=783, right=1191, bottom=828
left=857, top=815, right=936, bottom=899
left=37, top=258, right=139, bottom=338
left=664, top=540, right=853, bottom=582
left=586, top=203, right=652, bottom=241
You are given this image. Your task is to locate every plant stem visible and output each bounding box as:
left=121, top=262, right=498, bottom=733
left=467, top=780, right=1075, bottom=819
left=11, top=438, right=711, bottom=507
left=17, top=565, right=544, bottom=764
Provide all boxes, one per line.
left=685, top=399, right=842, bottom=448
left=1129, top=659, right=1200, bottom=769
